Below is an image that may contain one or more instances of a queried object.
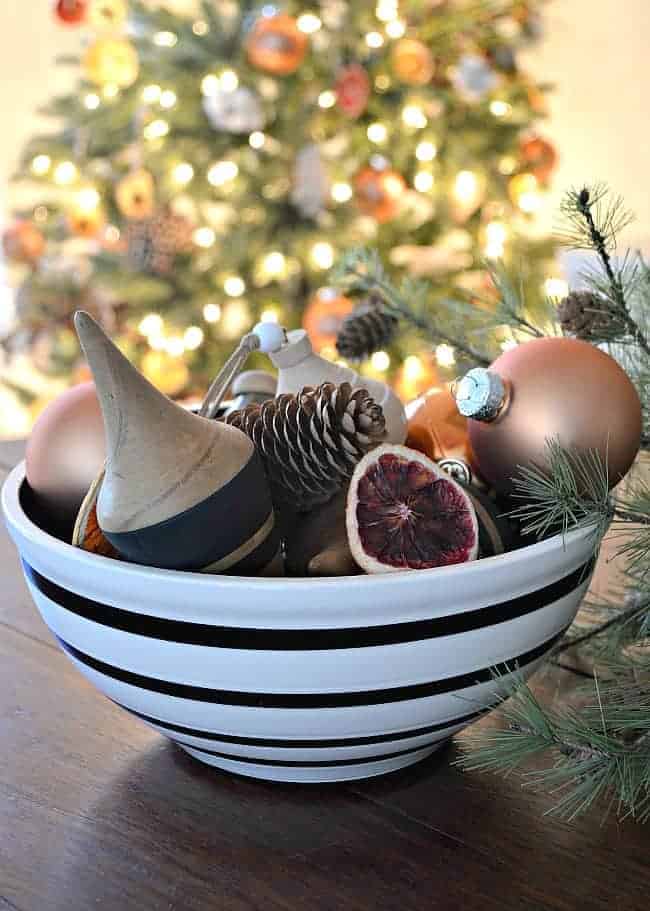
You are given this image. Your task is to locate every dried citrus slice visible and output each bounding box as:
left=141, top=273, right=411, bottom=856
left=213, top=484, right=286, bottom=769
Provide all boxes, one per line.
left=346, top=444, right=479, bottom=573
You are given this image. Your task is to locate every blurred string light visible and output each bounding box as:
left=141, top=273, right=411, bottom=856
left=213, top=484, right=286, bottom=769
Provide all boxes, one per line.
left=192, top=20, right=209, bottom=36
left=53, top=161, right=77, bottom=185
left=367, top=122, right=387, bottom=143
left=165, top=335, right=185, bottom=356
left=262, top=250, right=287, bottom=278
left=435, top=344, right=455, bottom=368
left=142, top=84, right=161, bottom=103
left=183, top=326, right=204, bottom=349
left=144, top=119, right=169, bottom=140
left=221, top=300, right=251, bottom=338
left=249, top=131, right=266, bottom=149
left=490, top=100, right=512, bottom=118
left=415, top=140, right=437, bottom=162
left=375, top=74, right=391, bottom=91
left=375, top=1, right=398, bottom=23
left=75, top=187, right=101, bottom=212
left=84, top=93, right=101, bottom=110
left=224, top=275, right=246, bottom=296
left=331, top=182, right=352, bottom=203
left=310, top=242, right=334, bottom=270
left=454, top=170, right=479, bottom=204
left=402, top=105, right=427, bottom=128
left=220, top=69, right=239, bottom=91
left=260, top=308, right=280, bottom=323
left=203, top=302, right=221, bottom=323
left=371, top=350, right=390, bottom=371
left=365, top=31, right=384, bottom=48
left=160, top=90, right=177, bottom=109
left=103, top=83, right=119, bottom=99
left=318, top=90, right=336, bottom=109
left=207, top=160, right=238, bottom=186
left=193, top=227, right=216, bottom=247
left=153, top=31, right=178, bottom=47
left=31, top=155, right=51, bottom=176
left=414, top=171, right=434, bottom=192
left=403, top=355, right=424, bottom=382
left=201, top=74, right=220, bottom=96
left=172, top=162, right=194, bottom=185
left=139, top=313, right=164, bottom=337
left=385, top=20, right=406, bottom=38
left=484, top=221, right=507, bottom=258
left=297, top=13, right=321, bottom=33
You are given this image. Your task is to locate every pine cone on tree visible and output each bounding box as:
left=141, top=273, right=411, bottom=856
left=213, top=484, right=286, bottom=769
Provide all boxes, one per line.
left=557, top=290, right=613, bottom=339
left=125, top=209, right=194, bottom=275
left=226, top=382, right=386, bottom=511
left=336, top=296, right=398, bottom=361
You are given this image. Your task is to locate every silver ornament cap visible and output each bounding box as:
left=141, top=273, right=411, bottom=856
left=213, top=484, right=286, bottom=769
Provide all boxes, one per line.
left=454, top=367, right=507, bottom=422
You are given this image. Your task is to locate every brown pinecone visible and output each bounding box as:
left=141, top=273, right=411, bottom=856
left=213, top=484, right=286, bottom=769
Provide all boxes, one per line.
left=557, top=291, right=612, bottom=339
left=125, top=209, right=194, bottom=275
left=336, top=296, right=398, bottom=361
left=226, top=382, right=386, bottom=511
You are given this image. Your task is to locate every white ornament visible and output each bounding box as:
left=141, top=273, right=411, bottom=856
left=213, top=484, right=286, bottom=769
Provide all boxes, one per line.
left=291, top=144, right=330, bottom=219
left=252, top=321, right=287, bottom=353
left=203, top=86, right=265, bottom=134
left=452, top=55, right=498, bottom=102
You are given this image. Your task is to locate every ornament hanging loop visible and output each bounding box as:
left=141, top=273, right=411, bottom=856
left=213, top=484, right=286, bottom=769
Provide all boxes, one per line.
left=199, top=332, right=261, bottom=419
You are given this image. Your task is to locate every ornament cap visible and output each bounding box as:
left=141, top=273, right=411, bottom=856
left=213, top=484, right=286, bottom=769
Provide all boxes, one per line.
left=454, top=367, right=508, bottom=422
left=268, top=328, right=313, bottom=367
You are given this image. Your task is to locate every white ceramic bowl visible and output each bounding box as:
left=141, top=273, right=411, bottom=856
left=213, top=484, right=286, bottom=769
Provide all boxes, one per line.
left=2, top=461, right=596, bottom=783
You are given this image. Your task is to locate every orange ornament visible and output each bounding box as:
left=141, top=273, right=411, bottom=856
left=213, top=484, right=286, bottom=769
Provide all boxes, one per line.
left=2, top=221, right=45, bottom=264
left=246, top=14, right=308, bottom=76
left=391, top=39, right=435, bottom=85
left=68, top=207, right=105, bottom=238
left=302, top=289, right=354, bottom=354
left=115, top=169, right=155, bottom=219
left=83, top=36, right=139, bottom=88
left=406, top=386, right=473, bottom=463
left=519, top=134, right=557, bottom=183
left=354, top=166, right=406, bottom=223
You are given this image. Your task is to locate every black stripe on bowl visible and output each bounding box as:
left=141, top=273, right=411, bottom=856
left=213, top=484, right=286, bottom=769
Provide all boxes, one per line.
left=116, top=702, right=488, bottom=748
left=181, top=741, right=442, bottom=769
left=24, top=558, right=593, bottom=651
left=57, top=628, right=565, bottom=709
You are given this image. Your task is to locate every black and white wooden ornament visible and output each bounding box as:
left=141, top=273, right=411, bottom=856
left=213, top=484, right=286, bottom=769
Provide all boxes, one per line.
left=74, top=311, right=281, bottom=574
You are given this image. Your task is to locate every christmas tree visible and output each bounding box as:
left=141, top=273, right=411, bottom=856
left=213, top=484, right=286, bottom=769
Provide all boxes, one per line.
left=1, top=0, right=557, bottom=421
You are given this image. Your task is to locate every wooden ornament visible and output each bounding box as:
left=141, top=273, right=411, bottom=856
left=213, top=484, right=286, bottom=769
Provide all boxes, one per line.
left=2, top=221, right=45, bottom=264
left=115, top=169, right=155, bottom=219
left=267, top=327, right=407, bottom=445
left=285, top=491, right=360, bottom=576
left=74, top=311, right=280, bottom=573
left=354, top=166, right=406, bottom=223
left=83, top=37, right=139, bottom=88
left=246, top=13, right=308, bottom=76
left=391, top=39, right=435, bottom=85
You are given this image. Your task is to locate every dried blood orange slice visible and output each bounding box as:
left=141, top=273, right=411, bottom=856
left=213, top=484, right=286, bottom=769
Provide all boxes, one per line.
left=346, top=444, right=479, bottom=573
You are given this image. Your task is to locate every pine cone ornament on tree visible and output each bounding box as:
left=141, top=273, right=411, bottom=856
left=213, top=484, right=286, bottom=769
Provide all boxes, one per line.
left=226, top=382, right=386, bottom=511
left=557, top=290, right=613, bottom=339
left=124, top=209, right=194, bottom=275
left=336, top=297, right=399, bottom=361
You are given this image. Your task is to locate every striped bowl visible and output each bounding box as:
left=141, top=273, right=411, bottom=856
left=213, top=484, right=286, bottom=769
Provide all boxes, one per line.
left=2, top=461, right=596, bottom=783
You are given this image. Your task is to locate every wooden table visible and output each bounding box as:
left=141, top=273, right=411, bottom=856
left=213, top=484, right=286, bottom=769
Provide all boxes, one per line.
left=1, top=440, right=648, bottom=911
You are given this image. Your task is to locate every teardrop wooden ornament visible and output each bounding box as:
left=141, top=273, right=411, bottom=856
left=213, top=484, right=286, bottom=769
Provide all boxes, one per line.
left=73, top=311, right=280, bottom=573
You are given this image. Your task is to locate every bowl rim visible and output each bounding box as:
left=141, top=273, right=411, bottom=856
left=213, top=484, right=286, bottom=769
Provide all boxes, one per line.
left=2, top=459, right=598, bottom=590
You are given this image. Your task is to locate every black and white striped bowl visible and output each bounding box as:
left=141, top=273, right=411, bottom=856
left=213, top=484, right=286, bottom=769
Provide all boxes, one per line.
left=2, top=461, right=596, bottom=783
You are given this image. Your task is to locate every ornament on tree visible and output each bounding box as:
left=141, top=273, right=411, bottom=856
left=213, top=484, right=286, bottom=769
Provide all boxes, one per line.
left=454, top=337, right=643, bottom=495
left=25, top=382, right=105, bottom=528
left=519, top=134, right=557, bottom=183
left=124, top=209, right=194, bottom=275
left=141, top=349, right=190, bottom=397
left=346, top=444, right=479, bottom=573
left=335, top=63, right=371, bottom=118
left=74, top=311, right=281, bottom=574
left=302, top=288, right=354, bottom=352
left=508, top=172, right=539, bottom=210
left=54, top=0, right=87, bottom=24
left=83, top=37, right=139, bottom=88
left=2, top=221, right=45, bottom=265
left=290, top=144, right=329, bottom=219
left=335, top=296, right=398, bottom=361
left=246, top=13, right=308, bottom=76
left=556, top=290, right=612, bottom=340
left=266, top=325, right=407, bottom=444
left=115, top=168, right=155, bottom=219
left=87, top=0, right=127, bottom=29
left=203, top=85, right=265, bottom=134
left=452, top=54, right=498, bottom=101
left=391, top=39, right=435, bottom=85
left=226, top=382, right=387, bottom=512
left=354, top=165, right=406, bottom=223
left=67, top=206, right=105, bottom=238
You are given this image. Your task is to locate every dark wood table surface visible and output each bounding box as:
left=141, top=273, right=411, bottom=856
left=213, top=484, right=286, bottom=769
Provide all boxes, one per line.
left=1, top=440, right=648, bottom=911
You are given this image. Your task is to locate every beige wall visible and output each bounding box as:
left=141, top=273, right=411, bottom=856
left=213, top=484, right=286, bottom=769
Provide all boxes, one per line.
left=1, top=0, right=649, bottom=248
